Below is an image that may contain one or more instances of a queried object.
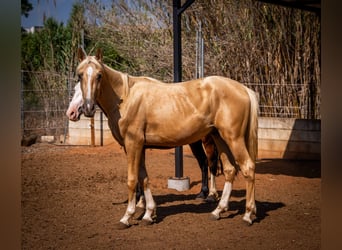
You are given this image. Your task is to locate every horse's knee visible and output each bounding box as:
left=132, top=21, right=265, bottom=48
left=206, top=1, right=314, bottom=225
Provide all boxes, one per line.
left=240, top=161, right=255, bottom=181
left=127, top=178, right=137, bottom=192
left=223, top=166, right=236, bottom=182
left=219, top=153, right=236, bottom=182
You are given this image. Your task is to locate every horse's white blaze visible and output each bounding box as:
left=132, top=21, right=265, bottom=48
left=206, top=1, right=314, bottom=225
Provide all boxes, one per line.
left=86, top=66, right=93, bottom=99
left=72, top=82, right=83, bottom=105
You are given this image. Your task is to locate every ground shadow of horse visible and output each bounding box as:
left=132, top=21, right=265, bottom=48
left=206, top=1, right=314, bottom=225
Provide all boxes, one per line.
left=152, top=190, right=284, bottom=224
left=256, top=159, right=321, bottom=178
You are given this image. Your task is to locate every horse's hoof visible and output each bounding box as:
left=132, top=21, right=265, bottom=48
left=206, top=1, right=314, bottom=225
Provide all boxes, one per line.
left=205, top=195, right=218, bottom=203
left=242, top=216, right=253, bottom=225
left=140, top=219, right=154, bottom=226
left=133, top=207, right=145, bottom=220
left=209, top=213, right=220, bottom=221
left=114, top=222, right=131, bottom=230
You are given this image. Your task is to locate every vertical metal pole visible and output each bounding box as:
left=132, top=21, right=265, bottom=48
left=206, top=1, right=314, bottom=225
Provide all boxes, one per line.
left=100, top=111, right=103, bottom=146
left=168, top=0, right=194, bottom=190
left=90, top=116, right=95, bottom=146
left=64, top=78, right=70, bottom=144
left=199, top=22, right=204, bottom=78
left=196, top=22, right=204, bottom=79
left=173, top=0, right=183, bottom=178
left=172, top=0, right=195, bottom=179
left=21, top=70, right=24, bottom=137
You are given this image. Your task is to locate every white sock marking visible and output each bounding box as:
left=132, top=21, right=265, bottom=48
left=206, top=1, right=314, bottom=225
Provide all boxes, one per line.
left=211, top=181, right=232, bottom=218
left=142, top=188, right=156, bottom=222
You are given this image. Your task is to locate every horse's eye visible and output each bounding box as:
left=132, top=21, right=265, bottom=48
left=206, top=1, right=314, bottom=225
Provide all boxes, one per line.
left=97, top=74, right=102, bottom=80
left=78, top=74, right=83, bottom=81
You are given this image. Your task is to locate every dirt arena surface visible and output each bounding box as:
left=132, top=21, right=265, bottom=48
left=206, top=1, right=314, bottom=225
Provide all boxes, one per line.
left=21, top=142, right=320, bottom=249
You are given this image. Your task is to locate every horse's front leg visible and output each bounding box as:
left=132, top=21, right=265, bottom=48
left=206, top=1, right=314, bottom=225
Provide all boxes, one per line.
left=133, top=181, right=146, bottom=220
left=139, top=150, right=156, bottom=225
left=118, top=139, right=144, bottom=228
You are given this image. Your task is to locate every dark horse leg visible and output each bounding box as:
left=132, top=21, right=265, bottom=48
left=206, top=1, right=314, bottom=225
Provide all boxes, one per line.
left=202, top=134, right=222, bottom=202
left=189, top=140, right=209, bottom=199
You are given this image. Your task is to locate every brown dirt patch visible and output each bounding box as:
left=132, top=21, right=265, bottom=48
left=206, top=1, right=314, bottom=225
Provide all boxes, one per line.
left=22, top=142, right=320, bottom=249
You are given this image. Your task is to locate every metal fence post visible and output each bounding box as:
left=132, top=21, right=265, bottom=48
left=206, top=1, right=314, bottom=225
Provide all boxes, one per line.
left=21, top=70, right=24, bottom=137
left=168, top=0, right=195, bottom=191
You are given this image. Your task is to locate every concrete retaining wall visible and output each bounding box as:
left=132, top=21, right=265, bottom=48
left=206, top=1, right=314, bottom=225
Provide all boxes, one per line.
left=66, top=111, right=115, bottom=146
left=257, top=117, right=321, bottom=160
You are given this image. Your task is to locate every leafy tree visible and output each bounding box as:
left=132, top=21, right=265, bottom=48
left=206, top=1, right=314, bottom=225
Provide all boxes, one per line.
left=21, top=17, right=72, bottom=73
left=21, top=0, right=33, bottom=17
left=21, top=17, right=74, bottom=135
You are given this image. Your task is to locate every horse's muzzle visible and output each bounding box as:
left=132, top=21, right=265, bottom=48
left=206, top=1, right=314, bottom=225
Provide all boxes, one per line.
left=83, top=99, right=96, bottom=117
left=66, top=105, right=82, bottom=121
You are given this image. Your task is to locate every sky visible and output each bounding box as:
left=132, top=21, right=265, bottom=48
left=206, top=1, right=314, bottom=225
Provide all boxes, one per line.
left=21, top=0, right=77, bottom=28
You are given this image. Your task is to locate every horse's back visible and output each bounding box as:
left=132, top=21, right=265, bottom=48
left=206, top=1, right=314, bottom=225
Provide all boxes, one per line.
left=124, top=75, right=251, bottom=124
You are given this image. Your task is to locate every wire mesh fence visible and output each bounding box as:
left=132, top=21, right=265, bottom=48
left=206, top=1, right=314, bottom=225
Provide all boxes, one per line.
left=21, top=70, right=77, bottom=140
left=244, top=82, right=320, bottom=119
left=20, top=71, right=320, bottom=141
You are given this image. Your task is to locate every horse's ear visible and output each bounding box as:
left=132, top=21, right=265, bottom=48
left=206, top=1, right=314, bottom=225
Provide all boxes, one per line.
left=78, top=47, right=87, bottom=62
left=95, top=48, right=103, bottom=62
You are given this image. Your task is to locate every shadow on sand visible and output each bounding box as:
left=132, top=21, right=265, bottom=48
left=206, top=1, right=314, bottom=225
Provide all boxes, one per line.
left=256, top=159, right=321, bottom=178
left=152, top=191, right=284, bottom=224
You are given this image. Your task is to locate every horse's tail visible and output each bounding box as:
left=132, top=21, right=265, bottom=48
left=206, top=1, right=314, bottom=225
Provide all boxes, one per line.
left=245, top=87, right=259, bottom=162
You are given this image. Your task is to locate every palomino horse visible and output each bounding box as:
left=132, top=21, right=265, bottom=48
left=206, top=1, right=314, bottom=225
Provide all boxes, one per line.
left=76, top=48, right=258, bottom=228
left=66, top=82, right=222, bottom=202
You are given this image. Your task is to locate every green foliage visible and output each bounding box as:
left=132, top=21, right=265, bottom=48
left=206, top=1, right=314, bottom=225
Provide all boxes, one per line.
left=21, top=2, right=133, bottom=76
left=21, top=17, right=72, bottom=73
left=21, top=0, right=33, bottom=17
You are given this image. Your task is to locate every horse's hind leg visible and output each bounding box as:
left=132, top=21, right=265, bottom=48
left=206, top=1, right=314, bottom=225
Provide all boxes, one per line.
left=218, top=134, right=256, bottom=224
left=230, top=138, right=256, bottom=224
left=189, top=140, right=209, bottom=199
left=209, top=135, right=236, bottom=220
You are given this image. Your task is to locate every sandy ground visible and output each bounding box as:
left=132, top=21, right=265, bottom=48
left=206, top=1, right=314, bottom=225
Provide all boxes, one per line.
left=21, top=142, right=320, bottom=249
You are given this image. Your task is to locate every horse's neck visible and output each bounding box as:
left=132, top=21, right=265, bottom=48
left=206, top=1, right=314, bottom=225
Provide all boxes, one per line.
left=97, top=92, right=124, bottom=146
left=96, top=66, right=126, bottom=146
left=103, top=65, right=129, bottom=100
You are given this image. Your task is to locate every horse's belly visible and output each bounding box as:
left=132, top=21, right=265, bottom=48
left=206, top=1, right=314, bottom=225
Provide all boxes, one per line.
left=144, top=116, right=212, bottom=147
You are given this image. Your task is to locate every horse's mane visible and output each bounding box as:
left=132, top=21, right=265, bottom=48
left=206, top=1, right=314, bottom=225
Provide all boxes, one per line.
left=101, top=63, right=131, bottom=101
left=121, top=72, right=130, bottom=100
